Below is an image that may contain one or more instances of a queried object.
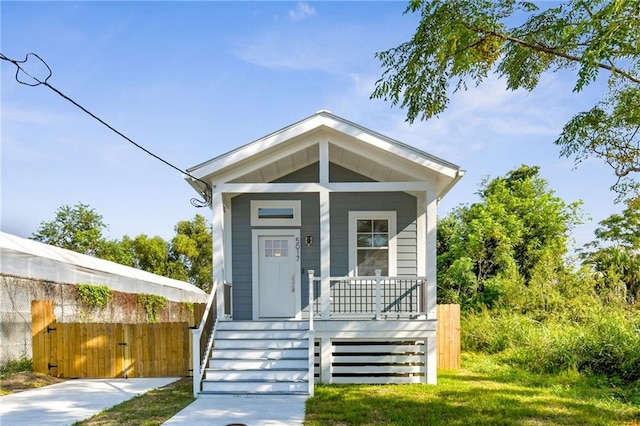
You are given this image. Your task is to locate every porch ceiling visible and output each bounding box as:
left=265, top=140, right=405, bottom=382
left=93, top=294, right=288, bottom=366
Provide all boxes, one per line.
left=230, top=141, right=419, bottom=184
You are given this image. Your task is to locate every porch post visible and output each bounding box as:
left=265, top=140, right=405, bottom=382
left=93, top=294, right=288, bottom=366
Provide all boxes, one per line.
left=426, top=336, right=437, bottom=384
left=212, top=190, right=225, bottom=320
left=308, top=270, right=315, bottom=329
left=425, top=189, right=438, bottom=385
left=321, top=337, right=332, bottom=384
left=375, top=269, right=382, bottom=319
left=319, top=140, right=331, bottom=320
left=424, top=189, right=438, bottom=320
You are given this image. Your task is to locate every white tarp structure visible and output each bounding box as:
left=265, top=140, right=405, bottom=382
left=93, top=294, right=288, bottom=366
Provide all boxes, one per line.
left=0, top=231, right=207, bottom=303
left=0, top=231, right=208, bottom=365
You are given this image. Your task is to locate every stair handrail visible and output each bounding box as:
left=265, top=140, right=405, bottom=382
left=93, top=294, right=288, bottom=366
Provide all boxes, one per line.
left=307, top=270, right=315, bottom=396
left=192, top=280, right=219, bottom=397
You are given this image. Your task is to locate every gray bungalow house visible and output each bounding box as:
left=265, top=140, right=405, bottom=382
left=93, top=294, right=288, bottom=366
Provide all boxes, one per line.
left=186, top=111, right=464, bottom=396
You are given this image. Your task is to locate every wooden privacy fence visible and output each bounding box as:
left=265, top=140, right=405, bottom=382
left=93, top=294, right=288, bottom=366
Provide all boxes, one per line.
left=437, top=304, right=461, bottom=370
left=33, top=300, right=460, bottom=378
left=32, top=300, right=194, bottom=378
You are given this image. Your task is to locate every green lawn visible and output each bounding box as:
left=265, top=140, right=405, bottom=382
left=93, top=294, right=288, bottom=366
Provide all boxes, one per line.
left=305, top=353, right=640, bottom=425
left=47, top=352, right=639, bottom=425
left=73, top=378, right=194, bottom=426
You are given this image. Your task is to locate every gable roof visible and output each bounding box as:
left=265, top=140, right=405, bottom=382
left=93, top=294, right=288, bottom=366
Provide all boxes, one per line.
left=187, top=111, right=464, bottom=200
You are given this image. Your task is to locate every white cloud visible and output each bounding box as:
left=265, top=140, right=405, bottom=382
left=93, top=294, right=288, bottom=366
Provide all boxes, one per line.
left=288, top=2, right=316, bottom=21
left=235, top=36, right=335, bottom=71
left=234, top=26, right=365, bottom=73
left=3, top=107, right=66, bottom=125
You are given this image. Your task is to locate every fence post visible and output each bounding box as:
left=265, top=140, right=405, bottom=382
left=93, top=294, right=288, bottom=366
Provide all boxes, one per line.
left=375, top=269, right=382, bottom=319
left=191, top=328, right=201, bottom=397
left=437, top=304, right=461, bottom=370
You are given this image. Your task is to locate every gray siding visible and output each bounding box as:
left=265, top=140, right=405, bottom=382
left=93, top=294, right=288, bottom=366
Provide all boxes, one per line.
left=330, top=163, right=417, bottom=275
left=330, top=163, right=375, bottom=182
left=232, top=192, right=320, bottom=319
left=230, top=162, right=417, bottom=319
left=330, top=192, right=417, bottom=276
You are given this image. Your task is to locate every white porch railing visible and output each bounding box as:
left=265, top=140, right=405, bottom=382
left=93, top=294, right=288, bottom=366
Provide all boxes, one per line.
left=309, top=270, right=426, bottom=319
left=191, top=281, right=221, bottom=398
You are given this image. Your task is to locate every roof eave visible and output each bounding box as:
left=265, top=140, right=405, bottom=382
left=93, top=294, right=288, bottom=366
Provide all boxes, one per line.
left=186, top=110, right=463, bottom=186
left=438, top=169, right=466, bottom=201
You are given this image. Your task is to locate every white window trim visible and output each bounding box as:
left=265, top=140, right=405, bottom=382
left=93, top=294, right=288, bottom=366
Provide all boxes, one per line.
left=348, top=211, right=397, bottom=277
left=251, top=200, right=301, bottom=227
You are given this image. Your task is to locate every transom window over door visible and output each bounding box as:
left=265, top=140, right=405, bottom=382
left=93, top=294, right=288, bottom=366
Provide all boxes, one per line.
left=251, top=200, right=301, bottom=227
left=349, top=211, right=397, bottom=277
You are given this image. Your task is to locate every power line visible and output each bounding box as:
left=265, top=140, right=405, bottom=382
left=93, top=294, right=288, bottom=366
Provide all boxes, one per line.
left=0, top=52, right=212, bottom=208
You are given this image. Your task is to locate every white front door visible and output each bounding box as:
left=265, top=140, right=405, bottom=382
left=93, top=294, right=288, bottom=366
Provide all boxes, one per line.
left=252, top=231, right=300, bottom=319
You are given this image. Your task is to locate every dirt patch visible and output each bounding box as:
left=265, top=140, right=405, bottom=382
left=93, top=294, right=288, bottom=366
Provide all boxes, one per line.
left=0, top=372, right=66, bottom=395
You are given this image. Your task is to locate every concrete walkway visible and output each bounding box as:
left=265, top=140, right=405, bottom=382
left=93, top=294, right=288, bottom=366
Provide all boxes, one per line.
left=163, top=394, right=307, bottom=426
left=0, top=377, right=179, bottom=425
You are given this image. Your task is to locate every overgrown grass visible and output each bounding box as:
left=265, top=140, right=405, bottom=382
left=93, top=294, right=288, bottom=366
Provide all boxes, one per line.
left=0, top=357, right=32, bottom=376
left=305, top=353, right=640, bottom=425
left=463, top=307, right=640, bottom=385
left=73, top=377, right=193, bottom=426
left=1, top=358, right=65, bottom=395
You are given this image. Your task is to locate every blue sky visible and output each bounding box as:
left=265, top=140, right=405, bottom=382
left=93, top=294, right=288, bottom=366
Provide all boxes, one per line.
left=1, top=1, right=621, bottom=253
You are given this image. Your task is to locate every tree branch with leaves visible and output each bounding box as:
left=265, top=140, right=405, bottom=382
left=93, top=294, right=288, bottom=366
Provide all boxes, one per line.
left=372, top=0, right=640, bottom=201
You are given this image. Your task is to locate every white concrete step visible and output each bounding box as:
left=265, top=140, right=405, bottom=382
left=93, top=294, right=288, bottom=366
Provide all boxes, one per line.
left=198, top=320, right=311, bottom=396
left=209, top=358, right=307, bottom=370
left=201, top=380, right=309, bottom=394
left=205, top=369, right=309, bottom=381
left=211, top=348, right=308, bottom=359
left=215, top=330, right=309, bottom=340
left=214, top=338, right=308, bottom=349
left=217, top=321, right=309, bottom=331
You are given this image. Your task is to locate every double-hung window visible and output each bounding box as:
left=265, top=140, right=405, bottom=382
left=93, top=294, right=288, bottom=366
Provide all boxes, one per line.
left=349, top=211, right=397, bottom=276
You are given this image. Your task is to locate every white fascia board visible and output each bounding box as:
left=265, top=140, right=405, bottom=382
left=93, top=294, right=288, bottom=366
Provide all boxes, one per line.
left=437, top=169, right=466, bottom=201
left=185, top=111, right=463, bottom=198
left=188, top=112, right=461, bottom=181
left=321, top=117, right=460, bottom=179
left=326, top=131, right=458, bottom=182
left=188, top=115, right=327, bottom=180
left=213, top=138, right=319, bottom=185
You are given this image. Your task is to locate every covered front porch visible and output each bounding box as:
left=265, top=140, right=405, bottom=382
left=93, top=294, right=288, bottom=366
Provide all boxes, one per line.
left=193, top=271, right=436, bottom=394
left=186, top=111, right=464, bottom=396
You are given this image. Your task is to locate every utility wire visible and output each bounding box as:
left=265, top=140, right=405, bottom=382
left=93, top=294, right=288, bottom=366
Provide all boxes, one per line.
left=0, top=52, right=212, bottom=208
